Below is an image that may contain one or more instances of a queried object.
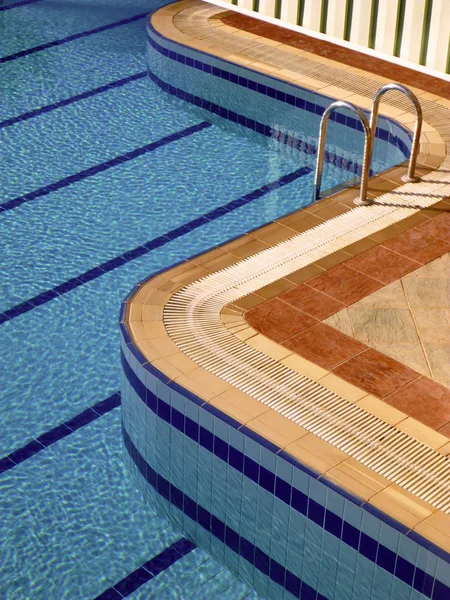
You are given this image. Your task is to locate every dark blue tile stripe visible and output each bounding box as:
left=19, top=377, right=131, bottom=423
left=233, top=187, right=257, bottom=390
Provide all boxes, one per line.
left=0, top=0, right=43, bottom=11
left=0, top=71, right=147, bottom=130
left=0, top=392, right=121, bottom=474
left=122, top=426, right=327, bottom=600
left=94, top=537, right=196, bottom=599
left=0, top=12, right=149, bottom=64
left=0, top=164, right=311, bottom=325
left=0, top=121, right=211, bottom=214
left=146, top=65, right=373, bottom=180
left=120, top=352, right=450, bottom=597
left=146, top=25, right=412, bottom=159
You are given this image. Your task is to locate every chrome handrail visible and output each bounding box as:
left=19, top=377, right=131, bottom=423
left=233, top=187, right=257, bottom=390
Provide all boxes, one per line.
left=313, top=101, right=373, bottom=205
left=369, top=83, right=422, bottom=183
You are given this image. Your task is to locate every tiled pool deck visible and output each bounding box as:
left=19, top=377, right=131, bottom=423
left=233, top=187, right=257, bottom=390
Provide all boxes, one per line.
left=124, top=0, right=450, bottom=559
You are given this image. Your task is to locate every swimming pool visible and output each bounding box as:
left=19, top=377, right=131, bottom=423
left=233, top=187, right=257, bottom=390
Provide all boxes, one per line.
left=0, top=0, right=413, bottom=598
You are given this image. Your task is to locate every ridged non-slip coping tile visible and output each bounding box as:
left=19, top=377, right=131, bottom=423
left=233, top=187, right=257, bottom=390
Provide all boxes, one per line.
left=164, top=189, right=450, bottom=516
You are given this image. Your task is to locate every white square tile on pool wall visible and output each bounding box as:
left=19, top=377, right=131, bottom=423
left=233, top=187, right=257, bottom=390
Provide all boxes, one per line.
left=379, top=521, right=401, bottom=554
left=361, top=509, right=382, bottom=541
left=225, top=469, right=243, bottom=532
left=317, top=548, right=340, bottom=599
left=352, top=553, right=376, bottom=600
left=371, top=563, right=394, bottom=600
left=275, top=454, right=293, bottom=486
left=291, top=461, right=312, bottom=494
left=415, top=545, right=438, bottom=579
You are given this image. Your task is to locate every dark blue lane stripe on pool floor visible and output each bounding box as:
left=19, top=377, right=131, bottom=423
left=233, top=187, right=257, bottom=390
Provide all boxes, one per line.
left=0, top=0, right=43, bottom=11
left=0, top=165, right=312, bottom=325
left=94, top=538, right=196, bottom=599
left=0, top=121, right=211, bottom=213
left=0, top=71, right=148, bottom=130
left=0, top=392, right=121, bottom=475
left=0, top=12, right=149, bottom=64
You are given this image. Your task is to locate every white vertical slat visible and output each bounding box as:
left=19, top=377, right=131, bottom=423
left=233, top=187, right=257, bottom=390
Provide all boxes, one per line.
left=426, top=0, right=450, bottom=73
left=258, top=0, right=277, bottom=18
left=280, top=0, right=300, bottom=24
left=238, top=0, right=254, bottom=10
left=302, top=0, right=322, bottom=31
left=326, top=0, right=347, bottom=39
left=399, top=0, right=427, bottom=63
left=374, top=0, right=401, bottom=56
left=349, top=0, right=373, bottom=46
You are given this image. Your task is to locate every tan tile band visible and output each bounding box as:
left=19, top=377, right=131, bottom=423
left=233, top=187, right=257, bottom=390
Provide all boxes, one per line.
left=125, top=1, right=450, bottom=546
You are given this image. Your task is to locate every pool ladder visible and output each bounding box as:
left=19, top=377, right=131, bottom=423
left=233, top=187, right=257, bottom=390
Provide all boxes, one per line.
left=313, top=83, right=423, bottom=205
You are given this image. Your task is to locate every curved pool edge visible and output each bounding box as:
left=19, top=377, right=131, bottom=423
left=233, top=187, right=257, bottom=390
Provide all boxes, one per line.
left=120, top=2, right=450, bottom=599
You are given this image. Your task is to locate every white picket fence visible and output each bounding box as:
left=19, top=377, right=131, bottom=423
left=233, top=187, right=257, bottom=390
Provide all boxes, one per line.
left=205, top=0, right=450, bottom=76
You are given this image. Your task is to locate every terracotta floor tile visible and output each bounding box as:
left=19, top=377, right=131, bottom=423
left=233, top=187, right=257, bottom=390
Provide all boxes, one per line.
left=246, top=298, right=317, bottom=343
left=382, top=229, right=450, bottom=265
left=346, top=245, right=420, bottom=284
left=306, top=265, right=383, bottom=306
left=279, top=284, right=345, bottom=320
left=438, top=422, right=450, bottom=438
left=282, top=323, right=367, bottom=370
left=418, top=212, right=450, bottom=241
left=333, top=348, right=419, bottom=398
left=383, top=377, right=450, bottom=432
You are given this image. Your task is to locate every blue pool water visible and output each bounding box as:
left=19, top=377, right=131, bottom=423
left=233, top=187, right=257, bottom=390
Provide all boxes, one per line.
left=0, top=1, right=411, bottom=598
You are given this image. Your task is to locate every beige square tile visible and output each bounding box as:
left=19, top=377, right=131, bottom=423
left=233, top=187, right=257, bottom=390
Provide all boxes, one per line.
left=404, top=278, right=450, bottom=308
left=413, top=308, right=450, bottom=343
left=163, top=351, right=198, bottom=374
left=173, top=373, right=216, bottom=400
left=413, top=521, right=450, bottom=553
left=141, top=304, right=164, bottom=322
left=369, top=484, right=434, bottom=529
left=209, top=395, right=256, bottom=425
left=318, top=373, right=368, bottom=402
left=252, top=410, right=309, bottom=446
left=128, top=321, right=147, bottom=342
left=424, top=344, right=450, bottom=387
left=288, top=433, right=347, bottom=471
left=188, top=367, right=232, bottom=395
left=356, top=396, right=407, bottom=425
left=246, top=334, right=291, bottom=361
left=148, top=335, right=180, bottom=358
left=281, top=354, right=329, bottom=380
left=347, top=307, right=419, bottom=344
left=142, top=321, right=167, bottom=339
left=219, top=387, right=269, bottom=420
left=234, top=327, right=259, bottom=341
left=136, top=340, right=163, bottom=363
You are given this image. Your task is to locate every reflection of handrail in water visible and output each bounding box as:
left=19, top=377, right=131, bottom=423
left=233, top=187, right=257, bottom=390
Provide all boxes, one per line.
left=370, top=83, right=423, bottom=184
left=313, top=101, right=373, bottom=205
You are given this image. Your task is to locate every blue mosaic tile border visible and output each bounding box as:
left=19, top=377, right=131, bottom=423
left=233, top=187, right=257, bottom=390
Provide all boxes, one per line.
left=145, top=60, right=373, bottom=180
left=123, top=425, right=327, bottom=600
left=146, top=23, right=412, bottom=159
left=121, top=349, right=450, bottom=599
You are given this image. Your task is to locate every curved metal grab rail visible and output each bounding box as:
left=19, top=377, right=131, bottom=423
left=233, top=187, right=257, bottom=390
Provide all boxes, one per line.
left=313, top=101, right=373, bottom=205
left=370, top=83, right=422, bottom=183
